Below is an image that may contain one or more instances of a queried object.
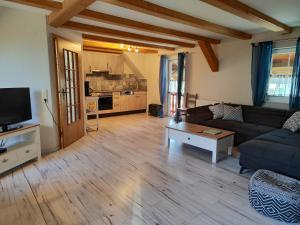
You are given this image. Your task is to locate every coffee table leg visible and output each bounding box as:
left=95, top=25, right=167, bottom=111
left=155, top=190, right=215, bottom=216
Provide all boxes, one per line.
left=227, top=136, right=234, bottom=156
left=228, top=146, right=232, bottom=156
left=165, top=128, right=170, bottom=148
left=212, top=150, right=217, bottom=163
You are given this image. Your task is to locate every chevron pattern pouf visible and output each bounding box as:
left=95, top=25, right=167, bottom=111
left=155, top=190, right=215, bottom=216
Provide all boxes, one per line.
left=249, top=170, right=300, bottom=223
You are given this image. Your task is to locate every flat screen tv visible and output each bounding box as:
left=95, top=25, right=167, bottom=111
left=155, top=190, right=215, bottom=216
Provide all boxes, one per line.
left=0, top=88, right=32, bottom=132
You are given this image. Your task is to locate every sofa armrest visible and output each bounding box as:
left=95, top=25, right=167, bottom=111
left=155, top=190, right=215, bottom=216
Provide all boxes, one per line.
left=186, top=105, right=213, bottom=124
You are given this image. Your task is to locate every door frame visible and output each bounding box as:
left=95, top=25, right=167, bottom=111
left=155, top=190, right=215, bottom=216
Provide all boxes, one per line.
left=52, top=34, right=85, bottom=149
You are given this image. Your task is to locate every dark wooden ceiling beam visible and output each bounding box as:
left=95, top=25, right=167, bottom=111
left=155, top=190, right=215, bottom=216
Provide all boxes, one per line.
left=83, top=46, right=123, bottom=54
left=198, top=40, right=219, bottom=72
left=103, top=0, right=252, bottom=40
left=83, top=34, right=175, bottom=51
left=7, top=0, right=220, bottom=44
left=48, top=0, right=96, bottom=27
left=79, top=10, right=220, bottom=44
left=83, top=45, right=158, bottom=54
left=200, top=0, right=292, bottom=33
left=63, top=21, right=196, bottom=48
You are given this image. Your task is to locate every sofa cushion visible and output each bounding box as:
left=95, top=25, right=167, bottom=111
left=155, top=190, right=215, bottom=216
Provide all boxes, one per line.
left=283, top=111, right=300, bottom=132
left=208, top=103, right=224, bottom=119
left=242, top=106, right=287, bottom=128
left=255, top=129, right=300, bottom=148
left=223, top=105, right=244, bottom=122
left=186, top=105, right=213, bottom=124
left=239, top=140, right=300, bottom=180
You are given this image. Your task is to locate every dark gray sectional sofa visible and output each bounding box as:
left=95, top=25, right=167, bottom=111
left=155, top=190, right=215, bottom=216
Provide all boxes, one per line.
left=186, top=104, right=300, bottom=180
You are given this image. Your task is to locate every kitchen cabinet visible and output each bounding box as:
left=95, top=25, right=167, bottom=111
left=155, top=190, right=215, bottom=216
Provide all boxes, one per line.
left=117, top=92, right=147, bottom=112
left=119, top=95, right=128, bottom=112
left=113, top=92, right=120, bottom=112
left=108, top=55, right=124, bottom=74
left=128, top=95, right=137, bottom=111
left=83, top=51, right=124, bottom=74
left=134, top=92, right=147, bottom=110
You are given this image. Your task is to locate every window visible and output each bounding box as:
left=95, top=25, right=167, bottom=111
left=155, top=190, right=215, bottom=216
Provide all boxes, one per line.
left=267, top=47, right=295, bottom=97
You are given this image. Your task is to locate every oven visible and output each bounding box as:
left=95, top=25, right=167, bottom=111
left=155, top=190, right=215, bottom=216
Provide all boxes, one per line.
left=98, top=92, right=113, bottom=110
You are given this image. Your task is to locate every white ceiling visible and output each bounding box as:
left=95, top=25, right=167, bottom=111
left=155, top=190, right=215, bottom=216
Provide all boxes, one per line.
left=239, top=0, right=300, bottom=27
left=1, top=0, right=300, bottom=44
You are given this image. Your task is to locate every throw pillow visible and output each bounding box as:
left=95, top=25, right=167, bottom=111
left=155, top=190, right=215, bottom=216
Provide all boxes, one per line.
left=223, top=105, right=244, bottom=122
left=283, top=111, right=300, bottom=132
left=209, top=103, right=224, bottom=119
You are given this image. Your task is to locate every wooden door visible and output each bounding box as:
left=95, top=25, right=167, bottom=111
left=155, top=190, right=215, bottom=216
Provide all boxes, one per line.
left=54, top=37, right=84, bottom=148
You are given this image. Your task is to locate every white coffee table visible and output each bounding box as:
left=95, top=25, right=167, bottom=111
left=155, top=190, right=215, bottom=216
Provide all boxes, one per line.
left=166, top=122, right=234, bottom=163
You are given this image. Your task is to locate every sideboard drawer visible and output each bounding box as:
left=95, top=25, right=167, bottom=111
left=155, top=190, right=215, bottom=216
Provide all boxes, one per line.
left=17, top=144, right=38, bottom=162
left=0, top=151, right=18, bottom=170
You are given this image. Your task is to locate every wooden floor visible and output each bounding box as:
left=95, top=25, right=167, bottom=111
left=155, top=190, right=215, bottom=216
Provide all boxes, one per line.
left=0, top=113, right=290, bottom=225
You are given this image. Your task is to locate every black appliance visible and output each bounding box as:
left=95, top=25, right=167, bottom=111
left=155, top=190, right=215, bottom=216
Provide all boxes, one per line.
left=0, top=88, right=32, bottom=132
left=84, top=81, right=93, bottom=96
left=98, top=92, right=113, bottom=110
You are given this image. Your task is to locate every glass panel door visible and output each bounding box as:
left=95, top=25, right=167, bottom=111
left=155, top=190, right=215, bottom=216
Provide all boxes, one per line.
left=63, top=49, right=81, bottom=125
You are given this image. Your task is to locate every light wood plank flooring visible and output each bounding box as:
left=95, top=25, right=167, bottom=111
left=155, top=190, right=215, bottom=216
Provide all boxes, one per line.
left=0, top=113, right=291, bottom=225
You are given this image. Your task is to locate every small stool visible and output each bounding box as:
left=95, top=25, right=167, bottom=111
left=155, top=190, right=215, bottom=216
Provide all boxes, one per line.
left=249, top=170, right=300, bottom=223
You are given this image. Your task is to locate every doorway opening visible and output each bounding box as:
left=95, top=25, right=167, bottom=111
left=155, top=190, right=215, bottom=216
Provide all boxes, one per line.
left=167, top=57, right=186, bottom=117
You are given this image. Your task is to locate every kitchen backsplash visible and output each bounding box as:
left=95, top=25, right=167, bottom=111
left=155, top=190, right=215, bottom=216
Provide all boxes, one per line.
left=86, top=72, right=147, bottom=92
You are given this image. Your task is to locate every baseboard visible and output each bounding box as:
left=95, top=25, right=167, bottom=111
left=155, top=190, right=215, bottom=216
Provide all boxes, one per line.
left=87, top=110, right=147, bottom=119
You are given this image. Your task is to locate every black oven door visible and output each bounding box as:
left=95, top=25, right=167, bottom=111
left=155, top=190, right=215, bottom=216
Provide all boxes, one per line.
left=98, top=96, right=113, bottom=110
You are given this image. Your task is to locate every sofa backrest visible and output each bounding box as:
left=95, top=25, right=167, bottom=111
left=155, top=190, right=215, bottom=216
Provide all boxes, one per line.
left=186, top=105, right=213, bottom=124
left=186, top=104, right=295, bottom=128
left=242, top=105, right=289, bottom=128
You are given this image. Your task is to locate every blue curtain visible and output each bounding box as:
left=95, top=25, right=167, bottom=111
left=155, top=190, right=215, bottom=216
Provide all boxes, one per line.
left=289, top=38, right=300, bottom=109
left=177, top=52, right=186, bottom=108
left=159, top=55, right=168, bottom=117
left=175, top=52, right=186, bottom=122
left=251, top=41, right=273, bottom=106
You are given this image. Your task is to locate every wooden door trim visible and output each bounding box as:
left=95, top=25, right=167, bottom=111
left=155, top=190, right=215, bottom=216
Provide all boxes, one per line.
left=52, top=35, right=84, bottom=148
left=52, top=34, right=81, bottom=46
left=53, top=35, right=63, bottom=149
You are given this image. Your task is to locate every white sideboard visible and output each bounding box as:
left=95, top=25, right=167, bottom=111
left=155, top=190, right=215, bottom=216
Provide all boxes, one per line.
left=0, top=124, right=41, bottom=174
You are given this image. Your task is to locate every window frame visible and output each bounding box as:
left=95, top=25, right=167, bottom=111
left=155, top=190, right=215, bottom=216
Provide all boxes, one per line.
left=266, top=46, right=296, bottom=104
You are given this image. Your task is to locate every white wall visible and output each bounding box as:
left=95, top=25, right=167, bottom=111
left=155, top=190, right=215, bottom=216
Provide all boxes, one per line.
left=185, top=28, right=300, bottom=106
left=123, top=52, right=161, bottom=105
left=0, top=7, right=59, bottom=152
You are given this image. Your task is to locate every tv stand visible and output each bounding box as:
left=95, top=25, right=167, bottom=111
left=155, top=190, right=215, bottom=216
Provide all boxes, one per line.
left=0, top=124, right=41, bottom=174
left=1, top=124, right=23, bottom=133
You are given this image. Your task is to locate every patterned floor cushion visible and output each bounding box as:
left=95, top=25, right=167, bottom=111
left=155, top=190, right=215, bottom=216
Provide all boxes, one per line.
left=249, top=169, right=300, bottom=223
